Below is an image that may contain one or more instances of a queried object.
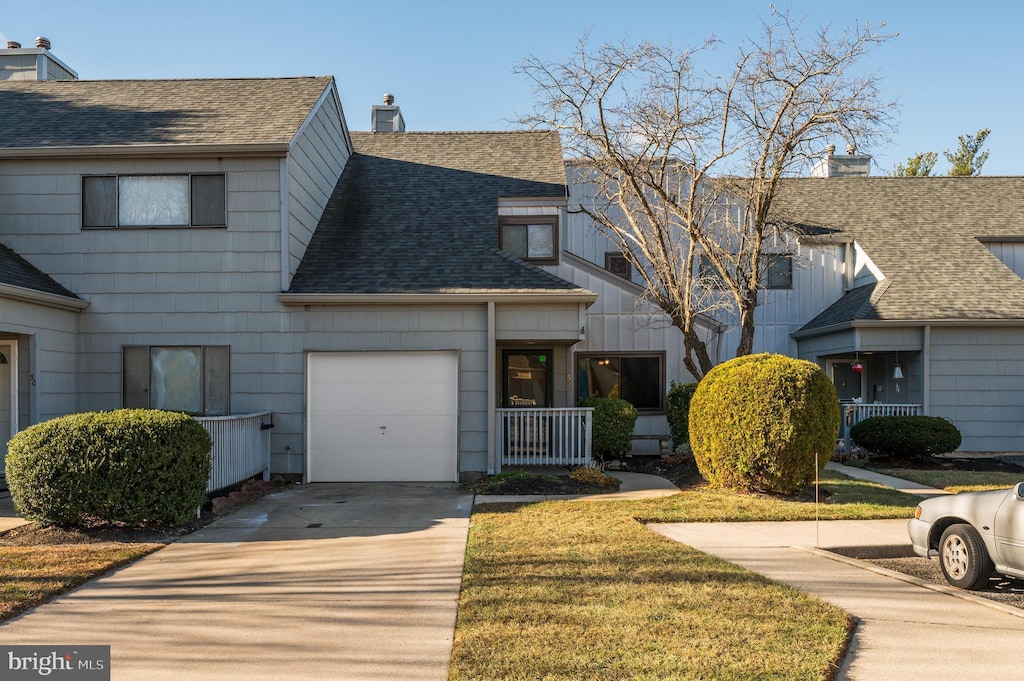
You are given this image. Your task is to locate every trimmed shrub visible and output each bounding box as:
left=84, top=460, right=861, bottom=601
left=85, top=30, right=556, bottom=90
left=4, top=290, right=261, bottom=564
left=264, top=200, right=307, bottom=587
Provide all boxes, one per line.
left=6, top=409, right=212, bottom=527
left=569, top=466, right=619, bottom=488
left=689, top=353, right=840, bottom=495
left=850, top=415, right=961, bottom=458
left=580, top=397, right=638, bottom=461
left=665, top=381, right=698, bottom=449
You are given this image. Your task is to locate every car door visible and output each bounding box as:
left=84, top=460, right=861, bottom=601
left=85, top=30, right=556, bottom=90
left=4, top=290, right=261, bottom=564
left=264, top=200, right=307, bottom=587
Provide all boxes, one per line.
left=992, top=483, right=1024, bottom=574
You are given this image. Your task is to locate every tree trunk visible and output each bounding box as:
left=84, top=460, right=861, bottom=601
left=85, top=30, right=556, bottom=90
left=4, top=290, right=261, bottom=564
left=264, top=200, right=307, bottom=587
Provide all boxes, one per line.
left=735, top=302, right=757, bottom=357
left=681, top=327, right=714, bottom=380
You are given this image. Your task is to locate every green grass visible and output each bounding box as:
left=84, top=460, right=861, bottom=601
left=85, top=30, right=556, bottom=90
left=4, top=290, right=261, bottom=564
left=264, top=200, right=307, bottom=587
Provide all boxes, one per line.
left=872, top=468, right=1023, bottom=493
left=451, top=471, right=917, bottom=680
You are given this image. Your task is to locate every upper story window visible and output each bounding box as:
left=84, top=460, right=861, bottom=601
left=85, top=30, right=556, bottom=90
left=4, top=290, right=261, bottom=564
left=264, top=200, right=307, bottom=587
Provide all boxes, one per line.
left=605, top=252, right=632, bottom=280
left=763, top=254, right=793, bottom=289
left=498, top=215, right=558, bottom=265
left=83, top=174, right=226, bottom=228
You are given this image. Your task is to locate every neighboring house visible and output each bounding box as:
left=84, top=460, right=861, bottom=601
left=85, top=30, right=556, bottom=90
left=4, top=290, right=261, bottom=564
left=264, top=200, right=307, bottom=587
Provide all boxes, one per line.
left=565, top=148, right=1024, bottom=454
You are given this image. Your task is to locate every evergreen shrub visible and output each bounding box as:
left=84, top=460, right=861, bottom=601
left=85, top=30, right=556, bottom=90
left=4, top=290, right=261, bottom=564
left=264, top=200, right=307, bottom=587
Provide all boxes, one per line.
left=689, top=353, right=840, bottom=494
left=6, top=409, right=212, bottom=527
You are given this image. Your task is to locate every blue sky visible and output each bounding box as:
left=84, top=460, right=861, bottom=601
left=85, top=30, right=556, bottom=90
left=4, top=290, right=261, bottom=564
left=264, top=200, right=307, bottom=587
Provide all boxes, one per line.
left=4, top=0, right=1021, bottom=174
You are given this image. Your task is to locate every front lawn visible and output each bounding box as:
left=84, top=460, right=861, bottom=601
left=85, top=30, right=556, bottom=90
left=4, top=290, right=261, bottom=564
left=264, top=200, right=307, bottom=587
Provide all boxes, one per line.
left=870, top=468, right=1022, bottom=493
left=451, top=471, right=918, bottom=680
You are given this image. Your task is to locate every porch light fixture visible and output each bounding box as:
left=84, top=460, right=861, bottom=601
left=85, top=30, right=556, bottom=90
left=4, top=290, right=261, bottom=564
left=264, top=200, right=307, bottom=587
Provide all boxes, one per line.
left=851, top=361, right=863, bottom=373
left=893, top=351, right=904, bottom=380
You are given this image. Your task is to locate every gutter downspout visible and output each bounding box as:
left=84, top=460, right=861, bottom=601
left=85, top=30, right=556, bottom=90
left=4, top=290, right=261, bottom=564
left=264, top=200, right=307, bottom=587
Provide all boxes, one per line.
left=487, top=301, right=497, bottom=474
left=923, top=325, right=931, bottom=415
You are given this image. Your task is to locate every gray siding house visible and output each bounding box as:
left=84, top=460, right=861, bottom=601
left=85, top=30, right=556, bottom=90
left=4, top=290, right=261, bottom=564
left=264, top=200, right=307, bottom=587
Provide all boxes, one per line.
left=566, top=150, right=1024, bottom=454
left=0, top=44, right=603, bottom=481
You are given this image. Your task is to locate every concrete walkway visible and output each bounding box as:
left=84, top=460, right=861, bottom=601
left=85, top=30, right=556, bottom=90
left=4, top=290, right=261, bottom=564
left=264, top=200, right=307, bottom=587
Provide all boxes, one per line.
left=0, top=483, right=473, bottom=681
left=653, top=467, right=1024, bottom=680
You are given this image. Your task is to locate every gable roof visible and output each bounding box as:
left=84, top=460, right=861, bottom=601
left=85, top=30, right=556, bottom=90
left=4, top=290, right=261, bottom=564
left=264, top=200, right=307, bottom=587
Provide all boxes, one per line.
left=779, top=177, right=1024, bottom=332
left=0, top=77, right=334, bottom=153
left=287, top=131, right=593, bottom=298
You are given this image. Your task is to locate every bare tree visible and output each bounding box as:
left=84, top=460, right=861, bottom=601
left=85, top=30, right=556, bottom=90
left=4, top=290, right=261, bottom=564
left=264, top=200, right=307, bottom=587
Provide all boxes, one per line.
left=517, top=9, right=896, bottom=378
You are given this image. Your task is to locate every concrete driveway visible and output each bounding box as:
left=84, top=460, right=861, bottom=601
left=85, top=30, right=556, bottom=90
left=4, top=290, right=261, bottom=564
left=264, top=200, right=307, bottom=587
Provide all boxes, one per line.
left=1, top=482, right=473, bottom=681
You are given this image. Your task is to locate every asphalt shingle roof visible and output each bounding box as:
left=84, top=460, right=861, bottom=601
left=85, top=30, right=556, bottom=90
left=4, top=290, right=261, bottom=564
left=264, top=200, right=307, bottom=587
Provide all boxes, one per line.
left=0, top=243, right=78, bottom=299
left=288, top=131, right=589, bottom=294
left=779, top=177, right=1024, bottom=332
left=0, top=77, right=333, bottom=148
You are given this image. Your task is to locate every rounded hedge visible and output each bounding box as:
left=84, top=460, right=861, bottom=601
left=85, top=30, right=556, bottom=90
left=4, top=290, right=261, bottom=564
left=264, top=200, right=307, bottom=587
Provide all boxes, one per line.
left=579, top=397, right=638, bottom=461
left=689, top=353, right=840, bottom=494
left=850, top=415, right=961, bottom=458
left=665, top=381, right=698, bottom=450
left=6, top=409, right=212, bottom=527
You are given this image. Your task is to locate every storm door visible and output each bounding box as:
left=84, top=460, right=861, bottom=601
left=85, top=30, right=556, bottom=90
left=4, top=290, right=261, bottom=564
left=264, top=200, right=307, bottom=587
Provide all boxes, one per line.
left=502, top=350, right=552, bottom=408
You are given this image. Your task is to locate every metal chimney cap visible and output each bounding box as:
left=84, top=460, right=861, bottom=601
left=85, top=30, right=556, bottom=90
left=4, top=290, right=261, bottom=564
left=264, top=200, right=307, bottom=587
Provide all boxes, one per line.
left=825, top=144, right=836, bottom=155
left=6, top=41, right=22, bottom=49
left=846, top=143, right=857, bottom=154
left=383, top=93, right=395, bottom=105
left=35, top=36, right=51, bottom=50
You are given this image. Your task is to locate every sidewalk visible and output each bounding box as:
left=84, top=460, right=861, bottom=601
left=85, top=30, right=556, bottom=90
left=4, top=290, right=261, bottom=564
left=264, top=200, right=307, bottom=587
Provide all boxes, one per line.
left=652, top=467, right=1024, bottom=680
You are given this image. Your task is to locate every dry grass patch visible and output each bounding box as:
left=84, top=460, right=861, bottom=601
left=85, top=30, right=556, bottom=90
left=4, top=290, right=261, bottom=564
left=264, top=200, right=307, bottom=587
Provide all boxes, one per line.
left=452, top=502, right=852, bottom=681
left=872, top=468, right=1022, bottom=493
left=0, top=542, right=160, bottom=621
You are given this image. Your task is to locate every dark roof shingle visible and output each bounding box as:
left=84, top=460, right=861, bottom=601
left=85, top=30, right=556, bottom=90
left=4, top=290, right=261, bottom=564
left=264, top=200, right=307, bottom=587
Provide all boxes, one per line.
left=0, top=243, right=78, bottom=299
left=0, top=77, right=333, bottom=148
left=289, top=131, right=588, bottom=295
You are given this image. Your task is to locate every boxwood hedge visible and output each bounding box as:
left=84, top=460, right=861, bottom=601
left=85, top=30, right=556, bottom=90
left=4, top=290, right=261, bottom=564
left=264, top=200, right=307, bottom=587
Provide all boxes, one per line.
left=579, top=397, right=638, bottom=461
left=665, top=381, right=698, bottom=450
left=689, top=353, right=840, bottom=494
left=850, top=415, right=961, bottom=458
left=5, top=409, right=212, bottom=527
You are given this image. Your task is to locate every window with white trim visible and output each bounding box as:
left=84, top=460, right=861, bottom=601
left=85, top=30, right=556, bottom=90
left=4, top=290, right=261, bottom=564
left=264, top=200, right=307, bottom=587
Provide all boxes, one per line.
left=83, top=174, right=226, bottom=228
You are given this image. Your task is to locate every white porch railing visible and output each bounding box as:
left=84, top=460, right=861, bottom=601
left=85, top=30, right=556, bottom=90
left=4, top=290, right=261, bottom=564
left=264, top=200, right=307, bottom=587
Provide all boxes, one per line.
left=195, top=412, right=273, bottom=493
left=841, top=403, right=923, bottom=453
left=497, top=407, right=593, bottom=469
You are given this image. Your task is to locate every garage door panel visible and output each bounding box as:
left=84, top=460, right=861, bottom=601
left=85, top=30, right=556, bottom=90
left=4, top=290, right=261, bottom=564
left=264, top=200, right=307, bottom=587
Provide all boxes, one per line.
left=307, top=352, right=459, bottom=482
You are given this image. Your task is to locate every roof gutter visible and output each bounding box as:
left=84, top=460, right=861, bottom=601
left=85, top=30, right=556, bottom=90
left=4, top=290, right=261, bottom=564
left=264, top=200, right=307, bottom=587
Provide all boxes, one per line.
left=792, top=316, right=1024, bottom=340
left=0, top=143, right=291, bottom=160
left=0, top=283, right=89, bottom=311
left=278, top=291, right=598, bottom=306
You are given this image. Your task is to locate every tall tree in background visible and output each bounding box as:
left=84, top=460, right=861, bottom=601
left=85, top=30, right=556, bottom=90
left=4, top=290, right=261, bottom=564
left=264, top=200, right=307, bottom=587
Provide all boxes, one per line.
left=892, top=151, right=937, bottom=176
left=945, top=128, right=990, bottom=176
left=517, top=9, right=895, bottom=378
left=890, top=128, right=991, bottom=176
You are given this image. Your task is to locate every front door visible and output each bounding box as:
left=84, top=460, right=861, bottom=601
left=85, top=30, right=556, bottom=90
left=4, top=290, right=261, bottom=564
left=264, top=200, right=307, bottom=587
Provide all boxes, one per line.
left=502, top=350, right=552, bottom=408
left=830, top=359, right=864, bottom=402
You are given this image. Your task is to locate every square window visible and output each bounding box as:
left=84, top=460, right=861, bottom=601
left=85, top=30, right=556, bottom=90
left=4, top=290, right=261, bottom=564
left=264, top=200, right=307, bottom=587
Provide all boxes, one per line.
left=605, top=252, right=632, bottom=280
left=499, top=216, right=558, bottom=264
left=764, top=254, right=793, bottom=289
left=577, top=353, right=664, bottom=411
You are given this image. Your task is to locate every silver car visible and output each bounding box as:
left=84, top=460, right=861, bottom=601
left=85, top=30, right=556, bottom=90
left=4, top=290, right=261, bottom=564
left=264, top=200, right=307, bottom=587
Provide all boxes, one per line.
left=908, top=483, right=1024, bottom=590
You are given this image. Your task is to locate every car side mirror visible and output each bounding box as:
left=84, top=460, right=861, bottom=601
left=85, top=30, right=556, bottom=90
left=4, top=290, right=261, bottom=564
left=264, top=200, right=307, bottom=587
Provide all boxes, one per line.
left=1015, top=482, right=1024, bottom=500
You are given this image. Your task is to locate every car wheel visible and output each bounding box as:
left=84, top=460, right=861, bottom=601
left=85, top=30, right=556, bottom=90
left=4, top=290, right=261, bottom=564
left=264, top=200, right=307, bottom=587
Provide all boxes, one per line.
left=939, top=524, right=994, bottom=590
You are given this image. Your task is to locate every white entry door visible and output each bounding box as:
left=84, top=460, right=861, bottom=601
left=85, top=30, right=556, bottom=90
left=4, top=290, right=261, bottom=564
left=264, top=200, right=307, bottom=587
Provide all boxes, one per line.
left=306, top=351, right=459, bottom=482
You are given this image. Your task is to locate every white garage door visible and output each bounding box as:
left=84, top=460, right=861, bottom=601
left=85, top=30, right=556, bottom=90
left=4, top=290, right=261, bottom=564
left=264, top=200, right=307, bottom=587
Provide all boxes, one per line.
left=306, top=351, right=459, bottom=482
